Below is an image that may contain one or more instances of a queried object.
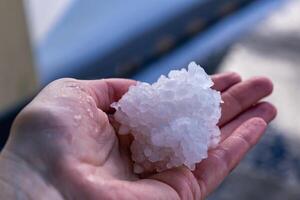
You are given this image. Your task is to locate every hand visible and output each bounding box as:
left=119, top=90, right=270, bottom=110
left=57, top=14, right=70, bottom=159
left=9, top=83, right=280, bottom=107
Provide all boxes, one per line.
left=0, top=73, right=276, bottom=200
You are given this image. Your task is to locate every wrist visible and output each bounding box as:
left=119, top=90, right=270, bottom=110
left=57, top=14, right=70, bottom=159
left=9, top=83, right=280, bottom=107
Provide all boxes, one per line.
left=0, top=150, right=63, bottom=200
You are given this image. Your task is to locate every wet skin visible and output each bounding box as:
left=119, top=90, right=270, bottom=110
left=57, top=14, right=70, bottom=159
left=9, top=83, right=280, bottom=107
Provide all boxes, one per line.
left=0, top=72, right=276, bottom=199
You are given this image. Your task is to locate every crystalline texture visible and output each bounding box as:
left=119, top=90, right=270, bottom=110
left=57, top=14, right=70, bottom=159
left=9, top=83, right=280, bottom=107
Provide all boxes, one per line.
left=111, top=62, right=222, bottom=173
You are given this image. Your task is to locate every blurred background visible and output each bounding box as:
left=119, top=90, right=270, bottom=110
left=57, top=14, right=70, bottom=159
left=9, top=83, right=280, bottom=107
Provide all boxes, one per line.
left=0, top=0, right=299, bottom=199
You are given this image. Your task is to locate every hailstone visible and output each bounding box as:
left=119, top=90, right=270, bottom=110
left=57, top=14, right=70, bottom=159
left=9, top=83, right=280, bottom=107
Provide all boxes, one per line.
left=111, top=62, right=222, bottom=173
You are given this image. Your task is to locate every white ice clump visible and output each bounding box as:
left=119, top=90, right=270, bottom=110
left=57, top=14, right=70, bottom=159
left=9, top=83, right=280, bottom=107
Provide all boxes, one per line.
left=111, top=62, right=222, bottom=173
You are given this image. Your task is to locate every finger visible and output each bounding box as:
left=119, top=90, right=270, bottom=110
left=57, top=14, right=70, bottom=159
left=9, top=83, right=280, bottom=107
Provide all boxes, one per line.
left=219, top=77, right=273, bottom=126
left=86, top=78, right=136, bottom=112
left=194, top=118, right=267, bottom=198
left=220, top=102, right=277, bottom=141
left=211, top=72, right=242, bottom=92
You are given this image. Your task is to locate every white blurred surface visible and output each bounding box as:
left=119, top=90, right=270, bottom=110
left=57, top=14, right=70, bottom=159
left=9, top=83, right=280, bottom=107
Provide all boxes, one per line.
left=211, top=2, right=300, bottom=199
left=23, top=0, right=73, bottom=44
left=220, top=0, right=300, bottom=141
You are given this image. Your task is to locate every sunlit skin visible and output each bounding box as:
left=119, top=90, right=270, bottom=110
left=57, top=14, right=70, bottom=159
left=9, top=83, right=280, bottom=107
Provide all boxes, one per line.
left=0, top=72, right=276, bottom=199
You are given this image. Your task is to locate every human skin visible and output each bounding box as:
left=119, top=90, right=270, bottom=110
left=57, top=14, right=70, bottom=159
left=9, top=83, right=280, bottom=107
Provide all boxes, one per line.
left=0, top=72, right=276, bottom=200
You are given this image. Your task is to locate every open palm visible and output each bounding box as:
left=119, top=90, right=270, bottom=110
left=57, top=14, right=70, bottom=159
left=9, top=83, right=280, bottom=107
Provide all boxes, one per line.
left=0, top=72, right=276, bottom=200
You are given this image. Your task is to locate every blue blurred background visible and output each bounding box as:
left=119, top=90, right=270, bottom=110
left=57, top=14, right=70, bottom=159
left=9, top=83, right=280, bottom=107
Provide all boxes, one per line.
left=30, top=0, right=283, bottom=84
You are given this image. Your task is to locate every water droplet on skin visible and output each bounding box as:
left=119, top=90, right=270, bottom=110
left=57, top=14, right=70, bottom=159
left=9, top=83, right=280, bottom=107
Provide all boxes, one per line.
left=86, top=96, right=93, bottom=103
left=74, top=115, right=82, bottom=121
left=87, top=108, right=94, bottom=118
left=144, top=148, right=152, bottom=157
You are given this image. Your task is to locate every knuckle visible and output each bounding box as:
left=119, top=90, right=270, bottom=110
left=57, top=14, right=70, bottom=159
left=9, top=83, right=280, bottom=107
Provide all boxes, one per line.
left=209, top=147, right=231, bottom=172
left=52, top=77, right=78, bottom=84
left=229, top=72, right=242, bottom=82
left=46, top=78, right=80, bottom=89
